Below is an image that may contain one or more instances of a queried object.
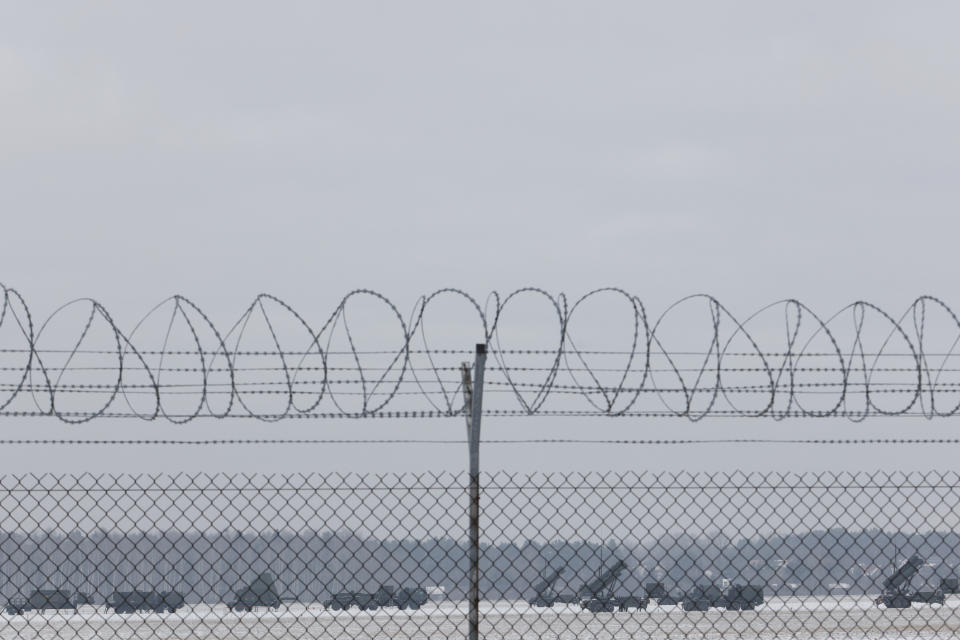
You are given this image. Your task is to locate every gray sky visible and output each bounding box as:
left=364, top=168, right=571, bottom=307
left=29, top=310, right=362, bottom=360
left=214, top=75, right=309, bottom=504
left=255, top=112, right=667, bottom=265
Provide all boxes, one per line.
left=1, top=2, right=960, bottom=474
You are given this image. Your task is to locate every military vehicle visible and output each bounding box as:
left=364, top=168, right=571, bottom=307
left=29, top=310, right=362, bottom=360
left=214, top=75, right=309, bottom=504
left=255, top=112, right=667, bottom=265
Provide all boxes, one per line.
left=324, top=585, right=393, bottom=611
left=721, top=584, right=764, bottom=611
left=681, top=584, right=721, bottom=612
left=529, top=566, right=564, bottom=606
left=644, top=581, right=682, bottom=605
left=645, top=582, right=668, bottom=599
left=107, top=590, right=185, bottom=614
left=875, top=554, right=943, bottom=608
left=941, top=576, right=959, bottom=594
left=579, top=559, right=649, bottom=613
left=229, top=572, right=284, bottom=611
left=5, top=589, right=76, bottom=615
left=323, top=585, right=429, bottom=611
left=393, top=587, right=429, bottom=610
left=911, top=589, right=946, bottom=605
left=529, top=567, right=579, bottom=607
left=325, top=592, right=369, bottom=611
left=680, top=582, right=763, bottom=611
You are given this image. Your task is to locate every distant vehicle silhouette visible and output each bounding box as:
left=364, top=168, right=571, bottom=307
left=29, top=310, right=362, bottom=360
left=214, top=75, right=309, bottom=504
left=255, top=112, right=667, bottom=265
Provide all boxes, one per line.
left=393, top=587, right=429, bottom=610
left=529, top=567, right=578, bottom=607
left=6, top=589, right=76, bottom=615
left=722, top=584, right=764, bottom=611
left=108, top=590, right=184, bottom=614
left=323, top=585, right=428, bottom=611
left=229, top=572, right=283, bottom=611
left=941, top=576, right=959, bottom=594
left=679, top=582, right=764, bottom=611
left=875, top=554, right=943, bottom=608
left=579, top=559, right=648, bottom=613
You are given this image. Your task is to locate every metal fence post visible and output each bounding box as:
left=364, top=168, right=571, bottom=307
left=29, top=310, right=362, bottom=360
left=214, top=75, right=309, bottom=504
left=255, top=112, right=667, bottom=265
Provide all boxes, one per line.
left=461, top=343, right=486, bottom=640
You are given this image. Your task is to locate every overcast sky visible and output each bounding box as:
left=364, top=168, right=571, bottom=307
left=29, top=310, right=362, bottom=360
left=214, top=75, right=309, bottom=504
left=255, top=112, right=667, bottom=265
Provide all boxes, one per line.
left=1, top=2, right=959, bottom=474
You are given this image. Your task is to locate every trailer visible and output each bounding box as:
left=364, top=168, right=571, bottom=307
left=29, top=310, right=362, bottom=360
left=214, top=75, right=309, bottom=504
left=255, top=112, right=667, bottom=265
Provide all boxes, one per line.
left=229, top=572, right=283, bottom=611
left=875, top=554, right=943, bottom=609
left=529, top=567, right=578, bottom=607
left=578, top=559, right=649, bottom=613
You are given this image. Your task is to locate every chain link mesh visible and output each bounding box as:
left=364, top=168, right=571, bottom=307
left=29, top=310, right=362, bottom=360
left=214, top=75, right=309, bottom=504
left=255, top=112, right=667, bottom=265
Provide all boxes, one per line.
left=0, top=471, right=957, bottom=639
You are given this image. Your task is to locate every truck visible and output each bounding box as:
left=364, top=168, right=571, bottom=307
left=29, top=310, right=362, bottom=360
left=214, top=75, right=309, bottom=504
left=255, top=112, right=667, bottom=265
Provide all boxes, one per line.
left=579, top=559, right=649, bottom=613
left=721, top=583, right=764, bottom=611
left=107, top=590, right=185, bottom=614
left=681, top=584, right=721, bottom=612
left=324, top=585, right=393, bottom=611
left=645, top=582, right=667, bottom=600
left=5, top=589, right=76, bottom=615
left=393, top=586, right=429, bottom=609
left=681, top=582, right=763, bottom=611
left=323, top=585, right=428, bottom=611
left=645, top=583, right=683, bottom=605
left=875, top=554, right=943, bottom=609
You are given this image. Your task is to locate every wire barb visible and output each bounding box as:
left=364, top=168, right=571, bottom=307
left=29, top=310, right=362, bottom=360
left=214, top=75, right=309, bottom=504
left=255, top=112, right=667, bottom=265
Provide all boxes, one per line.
left=3, top=285, right=960, bottom=421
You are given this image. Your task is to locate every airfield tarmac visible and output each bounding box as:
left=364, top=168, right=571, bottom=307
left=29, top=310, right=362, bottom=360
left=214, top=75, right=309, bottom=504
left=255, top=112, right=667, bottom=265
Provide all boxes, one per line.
left=1, top=596, right=958, bottom=640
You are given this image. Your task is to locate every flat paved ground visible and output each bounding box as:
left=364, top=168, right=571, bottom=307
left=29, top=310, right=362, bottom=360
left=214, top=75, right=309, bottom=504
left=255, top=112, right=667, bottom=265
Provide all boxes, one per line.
left=1, top=596, right=958, bottom=640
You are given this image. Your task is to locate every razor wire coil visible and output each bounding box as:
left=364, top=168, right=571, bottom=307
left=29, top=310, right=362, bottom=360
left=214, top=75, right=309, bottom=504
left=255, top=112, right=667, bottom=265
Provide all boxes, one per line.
left=3, top=285, right=960, bottom=422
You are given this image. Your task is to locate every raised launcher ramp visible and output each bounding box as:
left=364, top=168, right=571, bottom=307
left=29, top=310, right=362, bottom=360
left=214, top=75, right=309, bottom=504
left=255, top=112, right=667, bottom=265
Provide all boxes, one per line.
left=229, top=572, right=282, bottom=611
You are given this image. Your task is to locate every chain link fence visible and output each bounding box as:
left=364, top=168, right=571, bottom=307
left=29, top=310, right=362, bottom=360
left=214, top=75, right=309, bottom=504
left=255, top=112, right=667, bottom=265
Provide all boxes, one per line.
left=0, top=470, right=957, bottom=639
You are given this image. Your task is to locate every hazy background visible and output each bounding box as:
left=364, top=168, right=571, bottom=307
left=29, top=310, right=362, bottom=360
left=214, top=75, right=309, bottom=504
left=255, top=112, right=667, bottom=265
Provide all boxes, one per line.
left=1, top=2, right=959, bottom=473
